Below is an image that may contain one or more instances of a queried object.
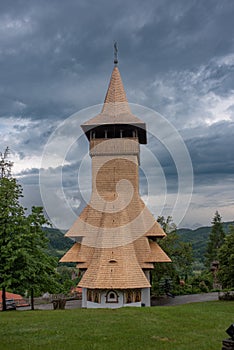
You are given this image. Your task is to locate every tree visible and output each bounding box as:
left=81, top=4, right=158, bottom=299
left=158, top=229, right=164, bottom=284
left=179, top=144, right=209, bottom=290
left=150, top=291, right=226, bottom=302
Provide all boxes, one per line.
left=160, top=230, right=193, bottom=280
left=0, top=177, right=27, bottom=311
left=56, top=265, right=80, bottom=294
left=0, top=149, right=59, bottom=311
left=217, top=225, right=234, bottom=289
left=151, top=216, right=193, bottom=296
left=205, top=211, right=225, bottom=268
left=157, top=216, right=176, bottom=234
left=23, top=206, right=59, bottom=310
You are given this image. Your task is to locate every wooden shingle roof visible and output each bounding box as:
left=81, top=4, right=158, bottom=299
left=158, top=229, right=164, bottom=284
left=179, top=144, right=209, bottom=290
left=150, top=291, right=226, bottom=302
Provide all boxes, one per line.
left=61, top=236, right=171, bottom=289
left=65, top=195, right=165, bottom=247
left=81, top=67, right=146, bottom=144
left=59, top=242, right=81, bottom=262
left=78, top=244, right=151, bottom=289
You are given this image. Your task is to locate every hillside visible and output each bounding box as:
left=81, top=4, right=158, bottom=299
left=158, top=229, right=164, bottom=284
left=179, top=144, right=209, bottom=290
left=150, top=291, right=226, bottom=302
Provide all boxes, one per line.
left=177, top=221, right=234, bottom=262
left=44, top=227, right=73, bottom=259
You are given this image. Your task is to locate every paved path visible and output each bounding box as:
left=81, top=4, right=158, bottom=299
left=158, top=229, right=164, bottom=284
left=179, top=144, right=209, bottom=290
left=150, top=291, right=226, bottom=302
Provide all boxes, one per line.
left=18, top=299, right=82, bottom=311
left=18, top=293, right=219, bottom=310
left=151, top=292, right=219, bottom=306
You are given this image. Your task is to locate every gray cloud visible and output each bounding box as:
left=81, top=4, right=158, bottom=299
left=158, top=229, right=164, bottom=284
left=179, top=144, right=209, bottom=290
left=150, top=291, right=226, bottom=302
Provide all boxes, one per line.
left=0, top=0, right=234, bottom=227
left=1, top=0, right=234, bottom=120
left=187, top=121, right=234, bottom=179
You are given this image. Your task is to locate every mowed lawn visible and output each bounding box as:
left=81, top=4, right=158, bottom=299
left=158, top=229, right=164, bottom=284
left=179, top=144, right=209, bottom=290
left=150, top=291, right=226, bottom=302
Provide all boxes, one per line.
left=0, top=301, right=233, bottom=350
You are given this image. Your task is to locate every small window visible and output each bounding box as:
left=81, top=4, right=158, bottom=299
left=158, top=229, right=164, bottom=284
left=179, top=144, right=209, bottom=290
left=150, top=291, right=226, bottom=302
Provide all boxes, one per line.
left=109, top=259, right=117, bottom=263
left=134, top=290, right=141, bottom=302
left=106, top=290, right=119, bottom=303
left=125, top=291, right=133, bottom=304
left=124, top=290, right=141, bottom=303
left=87, top=289, right=100, bottom=303
left=87, top=289, right=92, bottom=302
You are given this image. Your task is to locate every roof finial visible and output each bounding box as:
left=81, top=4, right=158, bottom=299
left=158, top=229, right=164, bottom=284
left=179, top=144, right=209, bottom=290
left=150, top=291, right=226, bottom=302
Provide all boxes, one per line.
left=114, top=41, right=118, bottom=65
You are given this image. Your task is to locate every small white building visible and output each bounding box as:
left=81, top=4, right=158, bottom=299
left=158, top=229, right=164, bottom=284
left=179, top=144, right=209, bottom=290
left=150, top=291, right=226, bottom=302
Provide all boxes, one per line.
left=60, top=61, right=171, bottom=308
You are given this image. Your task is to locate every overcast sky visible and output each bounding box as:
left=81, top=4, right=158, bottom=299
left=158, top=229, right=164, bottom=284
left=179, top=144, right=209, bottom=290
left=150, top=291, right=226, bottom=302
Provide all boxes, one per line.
left=0, top=0, right=234, bottom=229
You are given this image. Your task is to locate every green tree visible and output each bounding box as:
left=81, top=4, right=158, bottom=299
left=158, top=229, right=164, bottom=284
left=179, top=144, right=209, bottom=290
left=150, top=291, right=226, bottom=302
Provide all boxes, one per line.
left=217, top=225, right=234, bottom=289
left=205, top=211, right=225, bottom=268
left=0, top=177, right=27, bottom=311
left=151, top=216, right=193, bottom=296
left=157, top=216, right=176, bottom=234
left=57, top=266, right=80, bottom=294
left=23, top=206, right=59, bottom=310
left=0, top=149, right=59, bottom=311
left=160, top=230, right=194, bottom=280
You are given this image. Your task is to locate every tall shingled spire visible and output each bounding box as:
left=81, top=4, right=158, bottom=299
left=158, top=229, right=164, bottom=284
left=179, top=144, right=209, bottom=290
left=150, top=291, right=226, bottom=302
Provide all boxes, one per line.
left=104, top=66, right=127, bottom=104
left=81, top=58, right=147, bottom=144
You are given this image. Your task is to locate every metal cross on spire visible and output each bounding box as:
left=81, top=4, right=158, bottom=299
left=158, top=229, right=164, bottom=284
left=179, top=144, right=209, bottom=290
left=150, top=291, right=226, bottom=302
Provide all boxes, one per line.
left=114, top=41, right=118, bottom=65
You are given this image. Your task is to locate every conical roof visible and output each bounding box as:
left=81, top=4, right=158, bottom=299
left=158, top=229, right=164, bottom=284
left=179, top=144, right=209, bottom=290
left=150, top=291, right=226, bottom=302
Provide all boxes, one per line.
left=103, top=66, right=129, bottom=107
left=81, top=66, right=147, bottom=144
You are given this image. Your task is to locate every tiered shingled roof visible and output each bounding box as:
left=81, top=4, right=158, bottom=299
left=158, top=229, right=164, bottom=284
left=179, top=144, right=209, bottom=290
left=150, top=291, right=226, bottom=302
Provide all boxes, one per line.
left=60, top=65, right=171, bottom=289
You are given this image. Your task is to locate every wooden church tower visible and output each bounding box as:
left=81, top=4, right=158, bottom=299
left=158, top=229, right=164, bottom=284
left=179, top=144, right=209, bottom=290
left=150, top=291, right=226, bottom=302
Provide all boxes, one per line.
left=60, top=55, right=171, bottom=308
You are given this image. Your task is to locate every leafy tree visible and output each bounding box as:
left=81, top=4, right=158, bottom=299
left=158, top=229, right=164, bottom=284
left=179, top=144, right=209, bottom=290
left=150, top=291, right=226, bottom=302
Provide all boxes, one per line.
left=151, top=216, right=193, bottom=296
left=56, top=266, right=80, bottom=294
left=188, top=272, right=213, bottom=293
left=23, top=206, right=59, bottom=310
left=217, top=225, right=234, bottom=288
left=0, top=177, right=27, bottom=311
left=160, top=230, right=194, bottom=280
left=0, top=149, right=59, bottom=311
left=157, top=216, right=176, bottom=234
left=205, top=211, right=225, bottom=268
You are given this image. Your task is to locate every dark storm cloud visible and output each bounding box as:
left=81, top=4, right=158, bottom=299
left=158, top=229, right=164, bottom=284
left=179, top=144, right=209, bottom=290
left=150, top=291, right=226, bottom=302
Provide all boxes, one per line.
left=187, top=121, right=234, bottom=183
left=1, top=0, right=234, bottom=226
left=146, top=120, right=234, bottom=189
left=1, top=0, right=234, bottom=122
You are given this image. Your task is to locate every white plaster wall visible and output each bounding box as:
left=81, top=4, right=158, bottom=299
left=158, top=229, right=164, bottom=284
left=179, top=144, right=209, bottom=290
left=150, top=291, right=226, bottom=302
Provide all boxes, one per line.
left=123, top=302, right=141, bottom=307
left=82, top=287, right=87, bottom=308
left=142, top=270, right=151, bottom=306
left=85, top=290, right=143, bottom=308
left=141, top=287, right=150, bottom=306
left=86, top=301, right=142, bottom=308
left=100, top=290, right=124, bottom=308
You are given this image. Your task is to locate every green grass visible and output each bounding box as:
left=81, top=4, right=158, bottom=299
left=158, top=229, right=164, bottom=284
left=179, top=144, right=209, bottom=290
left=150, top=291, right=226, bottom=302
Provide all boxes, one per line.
left=0, top=301, right=233, bottom=350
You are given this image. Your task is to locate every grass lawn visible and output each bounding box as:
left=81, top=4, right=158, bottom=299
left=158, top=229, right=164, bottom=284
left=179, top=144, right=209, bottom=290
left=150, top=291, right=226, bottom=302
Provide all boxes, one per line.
left=0, top=301, right=233, bottom=350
